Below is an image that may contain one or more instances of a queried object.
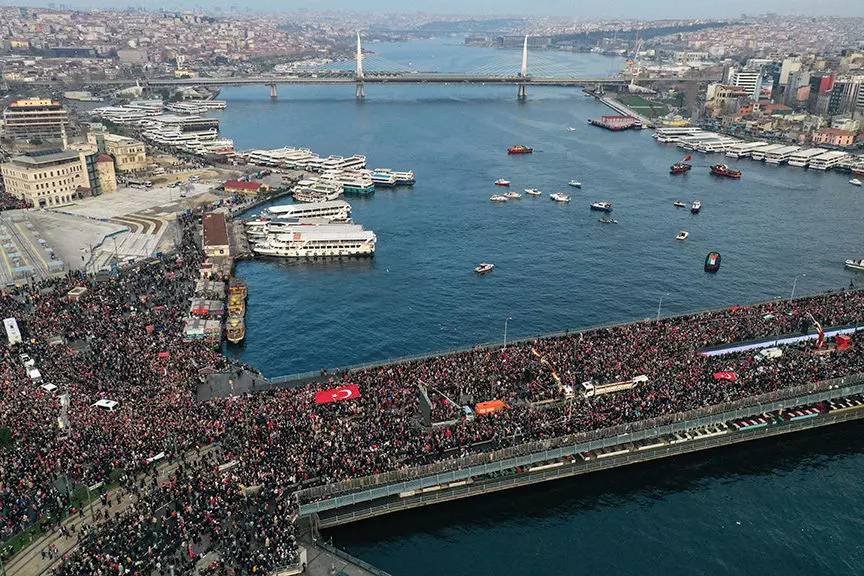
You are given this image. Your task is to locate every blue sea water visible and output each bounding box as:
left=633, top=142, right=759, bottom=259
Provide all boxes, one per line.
left=215, top=38, right=864, bottom=575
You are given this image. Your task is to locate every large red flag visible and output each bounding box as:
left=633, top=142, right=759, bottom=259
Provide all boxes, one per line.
left=315, top=384, right=361, bottom=405
left=713, top=371, right=737, bottom=381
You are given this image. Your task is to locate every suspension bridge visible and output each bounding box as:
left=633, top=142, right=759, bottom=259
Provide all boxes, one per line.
left=78, top=34, right=714, bottom=100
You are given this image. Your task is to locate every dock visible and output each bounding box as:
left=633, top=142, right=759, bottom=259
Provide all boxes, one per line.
left=291, top=537, right=392, bottom=576
left=595, top=95, right=655, bottom=128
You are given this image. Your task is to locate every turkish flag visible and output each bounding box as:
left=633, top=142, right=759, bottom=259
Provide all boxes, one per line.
left=713, top=371, right=737, bottom=381
left=315, top=384, right=361, bottom=405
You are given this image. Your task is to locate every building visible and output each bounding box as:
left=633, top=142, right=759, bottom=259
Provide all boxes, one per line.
left=0, top=149, right=88, bottom=208
left=88, top=132, right=147, bottom=172
left=779, top=57, right=801, bottom=86
left=95, top=154, right=117, bottom=193
left=812, top=128, right=859, bottom=148
left=202, top=212, right=230, bottom=257
left=828, top=78, right=862, bottom=117
left=731, top=70, right=761, bottom=101
left=224, top=179, right=270, bottom=196
left=2, top=99, right=69, bottom=141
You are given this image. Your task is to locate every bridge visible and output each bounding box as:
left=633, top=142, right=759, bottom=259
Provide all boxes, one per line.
left=79, top=34, right=713, bottom=100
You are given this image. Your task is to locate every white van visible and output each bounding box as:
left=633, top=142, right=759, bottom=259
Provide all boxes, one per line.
left=93, top=399, right=119, bottom=412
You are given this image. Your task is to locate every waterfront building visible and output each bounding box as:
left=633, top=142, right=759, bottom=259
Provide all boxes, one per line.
left=0, top=149, right=88, bottom=207
left=2, top=98, right=69, bottom=141
left=812, top=128, right=859, bottom=148
left=224, top=179, right=269, bottom=196
left=202, top=212, right=230, bottom=257
left=88, top=133, right=147, bottom=173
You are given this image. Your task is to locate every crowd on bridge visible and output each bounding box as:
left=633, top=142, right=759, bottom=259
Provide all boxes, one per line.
left=3, top=201, right=864, bottom=574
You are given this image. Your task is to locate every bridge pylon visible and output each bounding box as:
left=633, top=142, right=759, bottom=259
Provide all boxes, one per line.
left=269, top=83, right=278, bottom=99
left=517, top=35, right=528, bottom=101
left=355, top=32, right=365, bottom=101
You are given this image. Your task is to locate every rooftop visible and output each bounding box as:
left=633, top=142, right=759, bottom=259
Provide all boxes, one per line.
left=8, top=149, right=80, bottom=166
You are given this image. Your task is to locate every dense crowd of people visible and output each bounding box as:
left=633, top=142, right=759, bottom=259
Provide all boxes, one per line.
left=2, top=204, right=864, bottom=574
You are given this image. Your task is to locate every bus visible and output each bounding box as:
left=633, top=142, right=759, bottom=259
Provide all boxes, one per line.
left=3, top=317, right=21, bottom=345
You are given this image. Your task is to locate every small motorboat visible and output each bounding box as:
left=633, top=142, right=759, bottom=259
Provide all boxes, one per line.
left=524, top=188, right=542, bottom=196
left=673, top=201, right=686, bottom=208
left=494, top=179, right=511, bottom=187
left=850, top=178, right=863, bottom=187
left=550, top=193, right=571, bottom=203
left=490, top=195, right=509, bottom=202
left=598, top=218, right=618, bottom=224
left=568, top=180, right=582, bottom=188
left=845, top=259, right=864, bottom=271
left=691, top=201, right=702, bottom=214
left=474, top=263, right=495, bottom=274
left=676, top=230, right=689, bottom=241
left=670, top=162, right=692, bottom=175
left=705, top=251, right=722, bottom=273
left=504, top=191, right=521, bottom=199
left=567, top=127, right=577, bottom=131
left=590, top=201, right=613, bottom=212
left=507, top=145, right=533, bottom=155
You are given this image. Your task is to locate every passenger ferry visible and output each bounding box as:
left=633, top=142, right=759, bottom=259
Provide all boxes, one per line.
left=306, top=155, right=367, bottom=173
left=764, top=145, right=800, bottom=165
left=550, top=193, right=571, bottom=203
left=369, top=170, right=397, bottom=187
left=750, top=143, right=785, bottom=161
left=226, top=316, right=245, bottom=344
left=291, top=179, right=344, bottom=203
left=371, top=168, right=416, bottom=186
left=787, top=147, right=828, bottom=167
left=590, top=201, right=613, bottom=211
left=809, top=151, right=849, bottom=171
left=252, top=227, right=377, bottom=258
left=326, top=170, right=376, bottom=195
left=248, top=147, right=316, bottom=169
left=258, top=199, right=352, bottom=222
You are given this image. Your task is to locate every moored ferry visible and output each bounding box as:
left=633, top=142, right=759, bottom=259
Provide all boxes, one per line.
left=226, top=316, right=246, bottom=344
left=372, top=168, right=416, bottom=186
left=291, top=178, right=344, bottom=203
left=325, top=170, right=376, bottom=195
left=710, top=164, right=742, bottom=178
left=256, top=199, right=352, bottom=223
left=369, top=170, right=397, bottom=187
left=252, top=227, right=377, bottom=258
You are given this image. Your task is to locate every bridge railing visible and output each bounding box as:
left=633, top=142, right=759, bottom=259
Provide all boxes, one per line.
left=296, top=372, right=864, bottom=507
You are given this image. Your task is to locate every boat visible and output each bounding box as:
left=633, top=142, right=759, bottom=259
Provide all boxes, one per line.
left=490, top=195, right=509, bottom=202
left=567, top=127, right=577, bottom=132
left=494, top=179, right=511, bottom=187
left=372, top=168, right=416, bottom=186
left=524, top=188, right=542, bottom=196
left=845, top=259, right=864, bottom=271
left=474, top=262, right=494, bottom=274
left=705, top=251, right=722, bottom=273
left=676, top=230, right=689, bottom=241
left=690, top=201, right=702, bottom=214
left=568, top=180, right=582, bottom=188
left=507, top=145, right=533, bottom=155
left=226, top=316, right=246, bottom=344
left=326, top=170, right=376, bottom=195
left=850, top=179, right=863, bottom=187
left=251, top=226, right=377, bottom=258
left=673, top=201, right=686, bottom=208
left=256, top=199, right=352, bottom=223
left=710, top=164, right=742, bottom=178
left=504, top=191, right=521, bottom=199
left=369, top=170, right=398, bottom=187
left=670, top=162, right=692, bottom=175
left=550, top=193, right=571, bottom=203
left=590, top=201, right=613, bottom=212
left=598, top=218, right=618, bottom=224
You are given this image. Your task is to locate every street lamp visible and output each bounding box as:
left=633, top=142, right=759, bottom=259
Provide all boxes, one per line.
left=657, top=292, right=670, bottom=322
left=790, top=273, right=806, bottom=301
left=503, top=316, right=512, bottom=348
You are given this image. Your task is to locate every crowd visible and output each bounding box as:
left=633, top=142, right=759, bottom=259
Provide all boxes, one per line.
left=2, top=202, right=864, bottom=574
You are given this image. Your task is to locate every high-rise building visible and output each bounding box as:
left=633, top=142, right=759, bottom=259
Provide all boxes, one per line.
left=731, top=70, right=761, bottom=101
left=785, top=70, right=810, bottom=106
left=828, top=78, right=862, bottom=116
left=779, top=57, right=802, bottom=85
left=2, top=98, right=69, bottom=141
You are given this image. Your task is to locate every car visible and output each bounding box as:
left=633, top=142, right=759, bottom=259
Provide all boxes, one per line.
left=19, top=353, right=35, bottom=367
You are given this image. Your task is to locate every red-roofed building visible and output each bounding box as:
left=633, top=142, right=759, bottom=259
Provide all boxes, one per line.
left=224, top=179, right=269, bottom=196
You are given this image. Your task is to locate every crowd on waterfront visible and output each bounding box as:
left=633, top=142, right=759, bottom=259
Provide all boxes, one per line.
left=3, top=202, right=864, bottom=573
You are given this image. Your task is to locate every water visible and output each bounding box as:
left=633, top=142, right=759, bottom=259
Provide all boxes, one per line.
left=215, top=38, right=864, bottom=575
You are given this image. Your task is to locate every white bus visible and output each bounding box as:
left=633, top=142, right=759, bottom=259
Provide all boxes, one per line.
left=3, top=317, right=21, bottom=346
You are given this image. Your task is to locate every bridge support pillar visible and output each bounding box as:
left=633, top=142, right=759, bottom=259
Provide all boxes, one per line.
left=517, top=82, right=527, bottom=101
left=355, top=81, right=365, bottom=100
left=269, top=84, right=278, bottom=99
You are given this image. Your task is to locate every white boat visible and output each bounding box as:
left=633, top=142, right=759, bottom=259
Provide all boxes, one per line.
left=568, top=180, right=582, bottom=188
left=589, top=201, right=613, bottom=211
left=550, top=193, right=571, bottom=203
left=676, top=230, right=689, bottom=241
left=845, top=259, right=864, bottom=271
left=252, top=226, right=376, bottom=258
left=259, top=199, right=352, bottom=222
left=495, top=179, right=511, bottom=187
left=490, top=195, right=509, bottom=202
left=568, top=127, right=577, bottom=132
left=504, top=191, right=521, bottom=199
left=474, top=263, right=494, bottom=274
left=690, top=201, right=702, bottom=214
left=524, top=188, right=542, bottom=196
left=673, top=201, right=686, bottom=208
left=598, top=218, right=618, bottom=224
left=851, top=179, right=863, bottom=187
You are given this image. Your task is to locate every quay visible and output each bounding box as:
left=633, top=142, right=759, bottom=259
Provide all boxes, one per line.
left=594, top=95, right=655, bottom=128
left=298, top=373, right=864, bottom=529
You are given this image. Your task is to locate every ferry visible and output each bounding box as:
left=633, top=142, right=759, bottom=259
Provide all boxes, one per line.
left=327, top=170, right=376, bottom=195
left=849, top=179, right=862, bottom=187
left=568, top=180, right=582, bottom=188
left=673, top=201, right=686, bottom=208
left=258, top=199, right=352, bottom=222
left=709, top=164, right=742, bottom=179
left=676, top=230, right=689, bottom=241
left=226, top=316, right=246, bottom=344
left=590, top=201, right=613, bottom=212
left=845, top=259, right=864, bottom=272
left=373, top=168, right=415, bottom=185
left=524, top=188, right=542, bottom=196
left=504, top=191, right=521, bottom=199
left=495, top=179, right=511, bottom=187
left=490, top=194, right=509, bottom=202
left=507, top=145, right=533, bottom=155
left=252, top=227, right=376, bottom=258
left=690, top=201, right=702, bottom=214
left=598, top=218, right=618, bottom=224
left=291, top=179, right=344, bottom=203
left=550, top=193, right=571, bottom=203
left=670, top=162, right=692, bottom=175
left=474, top=263, right=494, bottom=274
left=369, top=170, right=397, bottom=187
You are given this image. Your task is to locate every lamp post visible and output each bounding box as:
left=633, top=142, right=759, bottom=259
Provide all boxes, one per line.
left=657, top=292, right=670, bottom=322
left=503, top=316, right=512, bottom=349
